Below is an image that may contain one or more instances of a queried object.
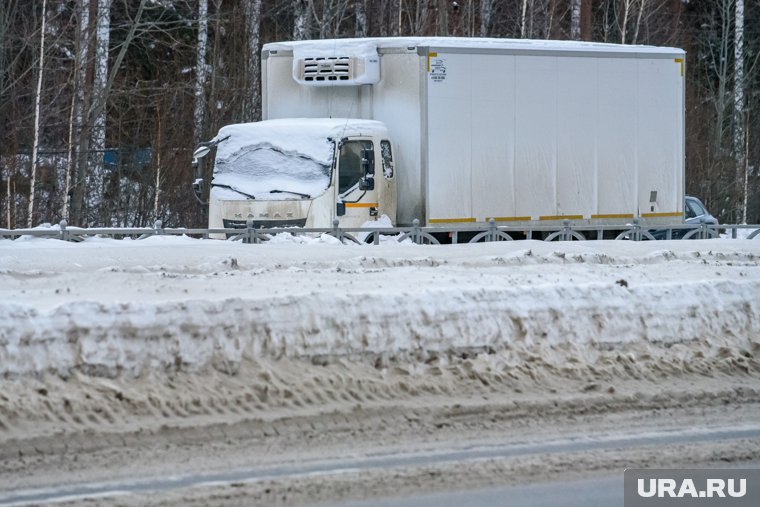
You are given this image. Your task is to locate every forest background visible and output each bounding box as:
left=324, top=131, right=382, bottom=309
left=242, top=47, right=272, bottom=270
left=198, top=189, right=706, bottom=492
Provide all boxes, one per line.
left=1, top=0, right=758, bottom=228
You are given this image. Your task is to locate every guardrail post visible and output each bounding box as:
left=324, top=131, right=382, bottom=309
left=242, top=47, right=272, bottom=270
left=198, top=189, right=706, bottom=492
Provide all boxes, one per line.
left=562, top=220, right=571, bottom=241
left=332, top=219, right=341, bottom=243
left=412, top=218, right=421, bottom=244
left=245, top=218, right=254, bottom=244
left=732, top=227, right=737, bottom=239
left=153, top=219, right=163, bottom=236
left=488, top=218, right=497, bottom=242
left=59, top=219, right=68, bottom=241
left=632, top=218, right=641, bottom=241
left=699, top=218, right=707, bottom=239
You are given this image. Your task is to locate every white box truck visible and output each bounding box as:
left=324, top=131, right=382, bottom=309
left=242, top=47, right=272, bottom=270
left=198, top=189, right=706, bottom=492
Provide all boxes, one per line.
left=193, top=37, right=685, bottom=234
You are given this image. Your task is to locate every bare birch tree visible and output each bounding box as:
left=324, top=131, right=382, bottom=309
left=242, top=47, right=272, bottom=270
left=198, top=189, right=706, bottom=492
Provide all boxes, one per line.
left=194, top=0, right=208, bottom=145
left=293, top=0, right=311, bottom=40
left=480, top=0, right=494, bottom=37
left=570, top=0, right=581, bottom=40
left=62, top=91, right=75, bottom=221
left=244, top=0, right=262, bottom=122
left=390, top=0, right=400, bottom=36
left=92, top=0, right=111, bottom=159
left=69, top=0, right=91, bottom=224
left=734, top=0, right=747, bottom=222
left=89, top=0, right=112, bottom=223
left=154, top=107, right=162, bottom=218
left=355, top=0, right=368, bottom=37
left=619, top=0, right=632, bottom=43
left=27, top=0, right=49, bottom=227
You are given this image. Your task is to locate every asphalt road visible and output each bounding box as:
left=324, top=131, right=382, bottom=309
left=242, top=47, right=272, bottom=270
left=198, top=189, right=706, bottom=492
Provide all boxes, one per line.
left=1, top=426, right=759, bottom=506
left=332, top=475, right=623, bottom=507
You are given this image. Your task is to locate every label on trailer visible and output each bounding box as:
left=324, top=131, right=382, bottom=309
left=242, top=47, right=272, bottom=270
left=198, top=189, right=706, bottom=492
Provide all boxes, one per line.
left=429, top=56, right=447, bottom=83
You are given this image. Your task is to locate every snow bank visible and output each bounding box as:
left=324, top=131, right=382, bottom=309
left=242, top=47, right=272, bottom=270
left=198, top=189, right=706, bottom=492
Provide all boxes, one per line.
left=2, top=238, right=759, bottom=378
left=1, top=278, right=758, bottom=378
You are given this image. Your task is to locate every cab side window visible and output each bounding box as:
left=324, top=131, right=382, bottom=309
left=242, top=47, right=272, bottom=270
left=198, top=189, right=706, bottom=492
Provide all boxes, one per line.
left=380, top=140, right=394, bottom=179
left=339, top=140, right=372, bottom=194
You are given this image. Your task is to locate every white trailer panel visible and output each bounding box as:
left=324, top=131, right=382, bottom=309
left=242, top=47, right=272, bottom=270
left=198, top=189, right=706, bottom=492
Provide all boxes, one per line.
left=514, top=54, right=558, bottom=221
left=426, top=52, right=473, bottom=222
left=636, top=58, right=683, bottom=217
left=596, top=58, right=638, bottom=216
left=470, top=54, right=516, bottom=222
left=556, top=57, right=597, bottom=219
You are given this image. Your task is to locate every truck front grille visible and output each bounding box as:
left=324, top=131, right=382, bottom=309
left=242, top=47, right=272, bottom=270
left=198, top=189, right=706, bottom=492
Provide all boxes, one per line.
left=223, top=218, right=307, bottom=229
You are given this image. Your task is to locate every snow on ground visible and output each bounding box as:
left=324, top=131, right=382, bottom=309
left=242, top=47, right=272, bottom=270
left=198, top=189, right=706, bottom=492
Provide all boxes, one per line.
left=1, top=235, right=759, bottom=378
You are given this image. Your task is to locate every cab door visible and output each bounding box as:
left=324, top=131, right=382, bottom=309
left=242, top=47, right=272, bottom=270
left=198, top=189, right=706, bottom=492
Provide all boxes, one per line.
left=335, top=138, right=379, bottom=227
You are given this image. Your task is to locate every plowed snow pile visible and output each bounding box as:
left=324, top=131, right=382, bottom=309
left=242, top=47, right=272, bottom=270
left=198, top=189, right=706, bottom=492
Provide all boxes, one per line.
left=1, top=236, right=759, bottom=379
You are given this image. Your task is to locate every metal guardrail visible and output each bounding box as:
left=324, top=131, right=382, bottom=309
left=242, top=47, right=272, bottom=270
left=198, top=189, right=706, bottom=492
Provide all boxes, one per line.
left=1, top=218, right=759, bottom=244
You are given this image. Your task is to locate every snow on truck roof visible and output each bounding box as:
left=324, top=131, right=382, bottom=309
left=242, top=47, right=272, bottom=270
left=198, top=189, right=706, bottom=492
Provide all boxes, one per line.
left=264, top=36, right=684, bottom=58
left=213, top=118, right=387, bottom=165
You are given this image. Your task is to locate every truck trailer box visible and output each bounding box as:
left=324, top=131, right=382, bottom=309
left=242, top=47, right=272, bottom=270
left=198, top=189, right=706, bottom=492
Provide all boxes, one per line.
left=261, top=37, right=685, bottom=228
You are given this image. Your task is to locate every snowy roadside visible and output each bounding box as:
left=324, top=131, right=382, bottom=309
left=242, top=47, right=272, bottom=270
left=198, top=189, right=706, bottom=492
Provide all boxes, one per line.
left=1, top=236, right=759, bottom=377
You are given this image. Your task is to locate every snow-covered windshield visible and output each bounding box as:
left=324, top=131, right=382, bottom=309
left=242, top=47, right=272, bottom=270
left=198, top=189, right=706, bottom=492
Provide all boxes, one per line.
left=209, top=119, right=386, bottom=201
left=213, top=143, right=332, bottom=200
left=211, top=120, right=337, bottom=201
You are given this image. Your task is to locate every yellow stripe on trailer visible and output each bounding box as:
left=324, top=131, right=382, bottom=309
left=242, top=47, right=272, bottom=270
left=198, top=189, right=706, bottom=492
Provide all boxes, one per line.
left=641, top=211, right=683, bottom=218
left=539, top=215, right=584, bottom=221
left=674, top=58, right=684, bottom=77
left=427, top=52, right=438, bottom=72
left=486, top=216, right=532, bottom=222
left=428, top=217, right=476, bottom=224
left=591, top=213, right=635, bottom=219
left=345, top=202, right=378, bottom=208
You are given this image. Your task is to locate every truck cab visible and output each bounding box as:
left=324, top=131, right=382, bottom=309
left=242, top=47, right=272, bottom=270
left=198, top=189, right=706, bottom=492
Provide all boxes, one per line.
left=193, top=118, right=396, bottom=232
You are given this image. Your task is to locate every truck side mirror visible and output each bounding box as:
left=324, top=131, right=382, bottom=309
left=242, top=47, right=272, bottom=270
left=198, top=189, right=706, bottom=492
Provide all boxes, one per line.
left=193, top=145, right=212, bottom=159
left=362, top=148, right=375, bottom=176
left=192, top=179, right=204, bottom=196
left=359, top=176, right=375, bottom=190
left=192, top=178, right=205, bottom=204
left=359, top=177, right=375, bottom=191
left=336, top=202, right=346, bottom=216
